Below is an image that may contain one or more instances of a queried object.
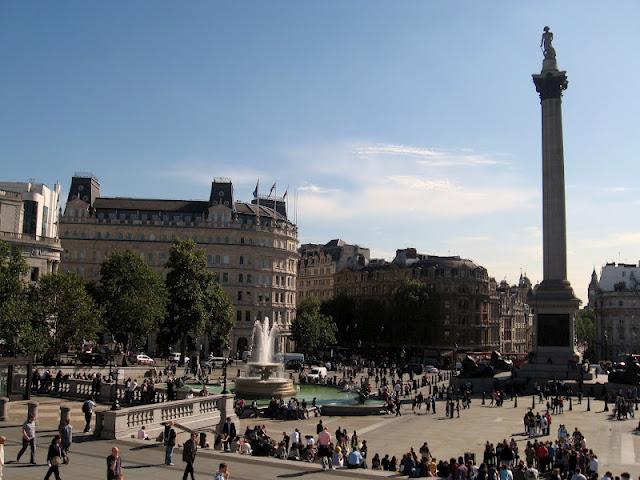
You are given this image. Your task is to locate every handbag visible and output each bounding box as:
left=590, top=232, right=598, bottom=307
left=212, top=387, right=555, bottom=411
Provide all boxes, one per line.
left=51, top=455, right=62, bottom=466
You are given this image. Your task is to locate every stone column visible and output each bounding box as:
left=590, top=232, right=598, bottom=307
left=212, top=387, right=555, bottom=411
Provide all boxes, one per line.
left=59, top=404, right=71, bottom=429
left=27, top=401, right=39, bottom=421
left=0, top=397, right=9, bottom=421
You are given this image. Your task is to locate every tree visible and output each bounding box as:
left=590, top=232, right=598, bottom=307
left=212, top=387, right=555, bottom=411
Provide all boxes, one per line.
left=32, top=272, right=102, bottom=355
left=292, top=298, right=337, bottom=354
left=321, top=295, right=356, bottom=346
left=99, top=250, right=167, bottom=351
left=0, top=241, right=30, bottom=354
left=164, top=239, right=233, bottom=362
left=205, top=281, right=234, bottom=354
left=577, top=309, right=596, bottom=344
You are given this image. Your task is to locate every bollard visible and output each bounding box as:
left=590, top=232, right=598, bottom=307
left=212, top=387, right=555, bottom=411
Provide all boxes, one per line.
left=514, top=394, right=518, bottom=408
left=59, top=404, right=71, bottom=429
left=0, top=397, right=9, bottom=421
left=532, top=395, right=535, bottom=410
left=587, top=396, right=591, bottom=412
left=636, top=397, right=638, bottom=411
left=27, top=401, right=39, bottom=422
left=482, top=392, right=485, bottom=405
left=604, top=397, right=609, bottom=412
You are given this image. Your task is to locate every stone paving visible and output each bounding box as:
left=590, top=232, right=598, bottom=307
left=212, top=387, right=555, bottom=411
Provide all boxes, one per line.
left=1, top=392, right=639, bottom=479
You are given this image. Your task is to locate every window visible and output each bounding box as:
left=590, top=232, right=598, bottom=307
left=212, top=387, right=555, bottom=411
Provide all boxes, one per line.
left=222, top=273, right=229, bottom=283
left=239, top=256, right=244, bottom=265
left=240, top=237, right=245, bottom=244
left=245, top=311, right=251, bottom=322
left=247, top=274, right=252, bottom=283
left=236, top=310, right=242, bottom=322
left=223, top=256, right=230, bottom=265
left=237, top=291, right=243, bottom=301
left=239, top=273, right=244, bottom=283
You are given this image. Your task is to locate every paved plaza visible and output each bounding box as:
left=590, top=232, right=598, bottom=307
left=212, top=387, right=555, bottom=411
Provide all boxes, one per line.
left=1, top=392, right=639, bottom=479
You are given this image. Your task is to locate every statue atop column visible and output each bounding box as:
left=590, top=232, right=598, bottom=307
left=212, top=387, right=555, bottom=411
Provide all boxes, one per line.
left=540, top=26, right=556, bottom=60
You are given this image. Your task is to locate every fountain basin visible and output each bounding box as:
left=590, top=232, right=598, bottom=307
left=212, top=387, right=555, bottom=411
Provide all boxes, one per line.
left=234, top=377, right=298, bottom=398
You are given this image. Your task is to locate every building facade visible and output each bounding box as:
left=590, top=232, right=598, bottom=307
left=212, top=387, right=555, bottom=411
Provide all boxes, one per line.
left=59, top=174, right=298, bottom=355
left=588, top=262, right=640, bottom=359
left=494, top=275, right=533, bottom=353
left=0, top=181, right=62, bottom=280
left=297, top=239, right=369, bottom=304
left=333, top=248, right=499, bottom=351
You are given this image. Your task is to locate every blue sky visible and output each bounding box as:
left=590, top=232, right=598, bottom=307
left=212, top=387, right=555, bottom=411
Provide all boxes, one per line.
left=2, top=1, right=640, bottom=301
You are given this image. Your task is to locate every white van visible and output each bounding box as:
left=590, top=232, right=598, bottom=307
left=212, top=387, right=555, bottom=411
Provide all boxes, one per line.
left=307, top=366, right=327, bottom=382
left=168, top=352, right=181, bottom=363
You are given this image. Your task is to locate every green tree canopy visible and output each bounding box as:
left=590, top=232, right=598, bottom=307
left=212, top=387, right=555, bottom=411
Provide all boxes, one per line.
left=99, top=250, right=167, bottom=351
left=292, top=298, right=337, bottom=354
left=0, top=241, right=31, bottom=355
left=164, top=239, right=233, bottom=361
left=33, top=271, right=103, bottom=354
left=577, top=308, right=596, bottom=344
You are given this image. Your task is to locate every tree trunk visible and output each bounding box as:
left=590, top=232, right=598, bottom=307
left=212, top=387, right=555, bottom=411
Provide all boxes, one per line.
left=179, top=334, right=187, bottom=367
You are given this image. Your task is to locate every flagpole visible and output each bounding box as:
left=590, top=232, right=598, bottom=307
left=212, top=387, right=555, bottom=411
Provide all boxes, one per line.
left=256, top=179, right=260, bottom=225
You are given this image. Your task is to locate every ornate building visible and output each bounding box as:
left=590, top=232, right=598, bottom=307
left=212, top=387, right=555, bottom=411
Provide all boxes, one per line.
left=0, top=181, right=62, bottom=281
left=333, top=248, right=499, bottom=351
left=493, top=275, right=534, bottom=353
left=59, top=174, right=298, bottom=355
left=297, top=239, right=369, bottom=304
left=588, top=262, right=640, bottom=359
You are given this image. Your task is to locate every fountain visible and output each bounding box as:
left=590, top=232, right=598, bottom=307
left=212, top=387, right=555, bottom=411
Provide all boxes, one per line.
left=234, top=318, right=298, bottom=398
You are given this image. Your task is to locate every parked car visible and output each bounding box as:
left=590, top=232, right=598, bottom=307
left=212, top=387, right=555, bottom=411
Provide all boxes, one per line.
left=424, top=365, right=439, bottom=374
left=167, top=352, right=181, bottom=363
left=402, top=363, right=424, bottom=375
left=207, top=357, right=227, bottom=368
left=306, top=366, right=328, bottom=382
left=78, top=352, right=108, bottom=366
left=134, top=354, right=155, bottom=365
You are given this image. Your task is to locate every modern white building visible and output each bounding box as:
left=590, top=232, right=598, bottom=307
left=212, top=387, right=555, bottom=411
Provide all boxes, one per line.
left=0, top=181, right=62, bottom=280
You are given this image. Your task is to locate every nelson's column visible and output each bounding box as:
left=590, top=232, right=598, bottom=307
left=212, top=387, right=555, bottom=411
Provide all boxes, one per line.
left=523, top=27, right=589, bottom=381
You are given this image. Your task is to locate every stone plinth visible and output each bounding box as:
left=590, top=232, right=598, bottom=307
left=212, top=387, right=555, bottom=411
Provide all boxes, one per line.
left=0, top=397, right=9, bottom=421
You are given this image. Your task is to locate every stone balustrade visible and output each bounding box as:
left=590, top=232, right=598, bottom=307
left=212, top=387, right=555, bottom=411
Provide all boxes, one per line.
left=41, top=378, right=169, bottom=405
left=96, top=394, right=235, bottom=440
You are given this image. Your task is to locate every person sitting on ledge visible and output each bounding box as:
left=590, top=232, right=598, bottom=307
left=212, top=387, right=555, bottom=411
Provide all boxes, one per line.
left=136, top=425, right=149, bottom=440
left=347, top=446, right=364, bottom=469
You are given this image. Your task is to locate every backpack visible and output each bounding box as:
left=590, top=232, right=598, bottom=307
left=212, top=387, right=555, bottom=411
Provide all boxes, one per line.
left=82, top=400, right=91, bottom=413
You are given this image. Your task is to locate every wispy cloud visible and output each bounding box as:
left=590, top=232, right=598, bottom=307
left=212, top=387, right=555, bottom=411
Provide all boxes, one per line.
left=355, top=143, right=507, bottom=167
left=601, top=186, right=633, bottom=193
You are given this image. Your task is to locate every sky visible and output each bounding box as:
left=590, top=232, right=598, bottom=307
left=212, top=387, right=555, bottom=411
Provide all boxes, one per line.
left=2, top=1, right=640, bottom=302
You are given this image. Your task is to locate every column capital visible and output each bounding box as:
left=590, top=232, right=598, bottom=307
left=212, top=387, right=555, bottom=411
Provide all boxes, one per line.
left=533, top=70, right=568, bottom=101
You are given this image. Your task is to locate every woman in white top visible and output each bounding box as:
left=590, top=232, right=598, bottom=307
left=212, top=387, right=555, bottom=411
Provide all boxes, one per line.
left=0, top=435, right=5, bottom=480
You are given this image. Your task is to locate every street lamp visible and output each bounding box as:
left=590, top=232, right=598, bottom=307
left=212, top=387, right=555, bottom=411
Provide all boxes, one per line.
left=111, top=368, right=122, bottom=411
left=222, top=344, right=231, bottom=395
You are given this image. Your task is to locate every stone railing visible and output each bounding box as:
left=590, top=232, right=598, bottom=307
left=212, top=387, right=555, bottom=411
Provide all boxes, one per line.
left=96, top=394, right=235, bottom=440
left=41, top=378, right=169, bottom=405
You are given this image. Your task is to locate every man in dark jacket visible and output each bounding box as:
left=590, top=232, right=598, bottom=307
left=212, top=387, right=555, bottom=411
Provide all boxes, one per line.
left=165, top=421, right=177, bottom=465
left=182, top=432, right=198, bottom=480
left=221, top=417, right=236, bottom=452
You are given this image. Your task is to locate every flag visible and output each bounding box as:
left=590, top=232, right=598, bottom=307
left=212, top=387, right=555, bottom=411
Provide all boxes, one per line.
left=269, top=182, right=276, bottom=197
left=253, top=179, right=259, bottom=199
left=283, top=186, right=288, bottom=199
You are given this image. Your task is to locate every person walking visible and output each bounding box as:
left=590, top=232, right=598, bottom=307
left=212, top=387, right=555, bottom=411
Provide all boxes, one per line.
left=44, top=435, right=64, bottom=480
left=16, top=414, right=37, bottom=464
left=107, top=447, right=123, bottom=480
left=59, top=419, right=72, bottom=459
left=221, top=417, right=236, bottom=453
left=214, top=462, right=230, bottom=480
left=0, top=435, right=5, bottom=480
left=164, top=422, right=176, bottom=465
left=182, top=432, right=198, bottom=480
left=82, top=397, right=96, bottom=433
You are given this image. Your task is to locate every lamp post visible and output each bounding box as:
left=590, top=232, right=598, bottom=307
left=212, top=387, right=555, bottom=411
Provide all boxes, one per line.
left=222, top=344, right=230, bottom=395
left=111, top=368, right=122, bottom=411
